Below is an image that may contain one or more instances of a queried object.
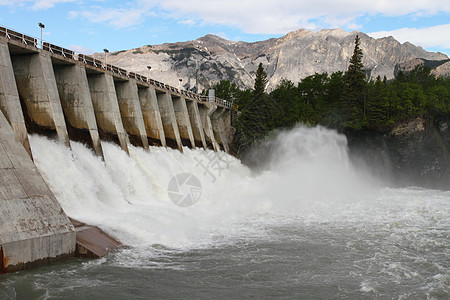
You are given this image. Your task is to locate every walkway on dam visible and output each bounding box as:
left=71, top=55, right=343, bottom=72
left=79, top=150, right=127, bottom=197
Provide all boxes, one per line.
left=0, top=25, right=237, bottom=157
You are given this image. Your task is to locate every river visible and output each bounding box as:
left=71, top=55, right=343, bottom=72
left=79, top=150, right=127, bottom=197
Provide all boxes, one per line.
left=0, top=126, right=448, bottom=299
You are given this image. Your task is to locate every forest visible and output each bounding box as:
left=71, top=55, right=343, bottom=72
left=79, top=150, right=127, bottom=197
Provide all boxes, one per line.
left=208, top=36, right=450, bottom=155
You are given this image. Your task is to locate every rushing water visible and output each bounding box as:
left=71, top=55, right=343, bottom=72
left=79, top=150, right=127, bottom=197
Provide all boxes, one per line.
left=0, top=126, right=449, bottom=299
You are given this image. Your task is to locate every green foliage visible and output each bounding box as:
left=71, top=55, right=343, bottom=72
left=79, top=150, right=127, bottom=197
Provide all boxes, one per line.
left=341, top=35, right=368, bottom=129
left=224, top=41, right=450, bottom=156
left=233, top=63, right=278, bottom=154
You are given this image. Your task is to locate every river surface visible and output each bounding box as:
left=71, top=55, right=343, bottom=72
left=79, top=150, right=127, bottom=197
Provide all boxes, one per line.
left=0, top=126, right=448, bottom=299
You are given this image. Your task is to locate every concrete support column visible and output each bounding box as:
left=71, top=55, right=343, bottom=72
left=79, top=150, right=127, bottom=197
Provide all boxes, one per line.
left=157, top=91, right=182, bottom=151
left=219, top=109, right=232, bottom=153
left=11, top=52, right=70, bottom=148
left=186, top=100, right=207, bottom=149
left=138, top=86, right=166, bottom=147
left=172, top=95, right=195, bottom=148
left=115, top=80, right=149, bottom=150
left=0, top=39, right=32, bottom=158
left=199, top=102, right=219, bottom=152
left=53, top=64, right=104, bottom=158
left=210, top=107, right=227, bottom=151
left=87, top=73, right=129, bottom=154
left=0, top=109, right=76, bottom=273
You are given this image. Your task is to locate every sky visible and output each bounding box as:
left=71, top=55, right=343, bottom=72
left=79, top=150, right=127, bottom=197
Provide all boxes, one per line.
left=0, top=0, right=449, bottom=56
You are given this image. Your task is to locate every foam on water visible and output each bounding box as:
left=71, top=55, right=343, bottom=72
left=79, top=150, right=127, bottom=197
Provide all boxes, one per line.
left=28, top=126, right=448, bottom=249
left=19, top=125, right=450, bottom=297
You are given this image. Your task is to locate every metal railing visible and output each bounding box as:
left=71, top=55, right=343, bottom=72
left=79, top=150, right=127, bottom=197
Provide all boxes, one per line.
left=0, top=24, right=237, bottom=111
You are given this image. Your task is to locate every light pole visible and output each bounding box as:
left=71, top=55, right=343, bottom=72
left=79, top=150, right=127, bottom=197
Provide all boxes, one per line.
left=103, top=49, right=109, bottom=67
left=179, top=78, right=183, bottom=90
left=38, top=22, right=45, bottom=49
left=147, top=66, right=151, bottom=81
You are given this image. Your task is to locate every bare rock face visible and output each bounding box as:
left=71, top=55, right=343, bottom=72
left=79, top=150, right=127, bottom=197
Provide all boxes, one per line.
left=395, top=57, right=450, bottom=77
left=96, top=29, right=448, bottom=92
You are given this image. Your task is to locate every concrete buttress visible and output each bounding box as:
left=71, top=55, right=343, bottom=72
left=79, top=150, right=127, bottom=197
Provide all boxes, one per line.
left=11, top=51, right=70, bottom=148
left=186, top=100, right=207, bottom=149
left=199, top=102, right=219, bottom=152
left=53, top=63, right=104, bottom=158
left=138, top=86, right=166, bottom=147
left=157, top=91, right=183, bottom=151
left=87, top=73, right=129, bottom=154
left=114, top=80, right=149, bottom=149
left=0, top=39, right=32, bottom=158
left=0, top=109, right=76, bottom=273
left=172, top=95, right=195, bottom=148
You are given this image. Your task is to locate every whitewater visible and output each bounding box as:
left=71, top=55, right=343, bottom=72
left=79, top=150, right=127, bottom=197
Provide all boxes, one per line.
left=0, top=126, right=448, bottom=299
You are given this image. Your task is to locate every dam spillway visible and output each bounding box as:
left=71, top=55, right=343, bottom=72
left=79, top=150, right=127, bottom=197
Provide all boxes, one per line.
left=0, top=25, right=236, bottom=272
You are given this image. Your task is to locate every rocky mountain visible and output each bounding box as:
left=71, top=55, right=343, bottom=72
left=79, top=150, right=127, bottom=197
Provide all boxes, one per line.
left=97, top=29, right=449, bottom=92
left=395, top=57, right=450, bottom=77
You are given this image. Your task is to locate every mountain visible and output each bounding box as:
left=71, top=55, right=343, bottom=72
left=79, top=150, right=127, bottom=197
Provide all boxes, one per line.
left=96, top=29, right=449, bottom=92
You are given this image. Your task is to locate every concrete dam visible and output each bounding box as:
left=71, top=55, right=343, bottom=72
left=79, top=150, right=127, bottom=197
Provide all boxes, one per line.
left=0, top=26, right=236, bottom=273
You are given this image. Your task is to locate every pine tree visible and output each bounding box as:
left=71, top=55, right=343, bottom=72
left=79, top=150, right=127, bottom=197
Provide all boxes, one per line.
left=367, top=75, right=387, bottom=129
left=341, top=35, right=367, bottom=129
left=233, top=63, right=275, bottom=154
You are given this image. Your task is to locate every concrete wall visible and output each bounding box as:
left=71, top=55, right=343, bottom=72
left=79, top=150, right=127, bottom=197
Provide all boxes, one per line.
left=172, top=95, right=195, bottom=148
left=87, top=73, right=129, bottom=154
left=11, top=52, right=70, bottom=148
left=157, top=91, right=183, bottom=151
left=210, top=107, right=231, bottom=152
left=0, top=39, right=32, bottom=158
left=138, top=86, right=166, bottom=147
left=0, top=109, right=76, bottom=273
left=199, top=102, right=219, bottom=152
left=53, top=64, right=104, bottom=157
left=114, top=80, right=149, bottom=149
left=186, top=100, right=207, bottom=149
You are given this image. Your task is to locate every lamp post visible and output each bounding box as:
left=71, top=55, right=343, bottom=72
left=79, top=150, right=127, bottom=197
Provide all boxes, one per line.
left=179, top=78, right=183, bottom=90
left=147, top=66, right=151, bottom=81
left=38, top=22, right=45, bottom=49
left=103, top=49, right=109, bottom=67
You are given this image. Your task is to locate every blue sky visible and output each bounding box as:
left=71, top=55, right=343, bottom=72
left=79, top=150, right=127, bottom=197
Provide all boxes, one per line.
left=0, top=0, right=449, bottom=56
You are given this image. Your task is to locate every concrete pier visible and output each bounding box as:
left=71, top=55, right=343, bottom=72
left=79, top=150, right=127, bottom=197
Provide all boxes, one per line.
left=138, top=86, right=166, bottom=147
left=0, top=39, right=31, bottom=158
left=11, top=52, right=70, bottom=147
left=87, top=73, right=129, bottom=154
left=186, top=100, right=207, bottom=149
left=53, top=63, right=104, bottom=157
left=157, top=91, right=183, bottom=151
left=172, top=95, right=195, bottom=148
left=0, top=109, right=76, bottom=273
left=114, top=80, right=149, bottom=149
left=211, top=107, right=230, bottom=152
left=199, top=102, right=220, bottom=152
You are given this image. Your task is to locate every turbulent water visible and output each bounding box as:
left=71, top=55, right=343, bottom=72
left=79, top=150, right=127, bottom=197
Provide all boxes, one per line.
left=1, top=126, right=449, bottom=299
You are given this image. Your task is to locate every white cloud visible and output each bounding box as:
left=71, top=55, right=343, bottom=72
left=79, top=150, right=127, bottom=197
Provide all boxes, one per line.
left=70, top=7, right=148, bottom=28
left=0, top=0, right=74, bottom=9
left=139, top=0, right=450, bottom=34
left=65, top=0, right=450, bottom=36
left=68, top=44, right=94, bottom=55
left=369, top=24, right=450, bottom=54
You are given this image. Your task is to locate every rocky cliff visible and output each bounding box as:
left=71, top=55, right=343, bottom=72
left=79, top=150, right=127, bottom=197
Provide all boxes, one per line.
left=96, top=29, right=448, bottom=91
left=346, top=117, right=450, bottom=190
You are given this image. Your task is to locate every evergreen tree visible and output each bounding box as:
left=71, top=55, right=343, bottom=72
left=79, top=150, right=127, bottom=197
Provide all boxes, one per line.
left=233, top=63, right=275, bottom=154
left=367, top=75, right=387, bottom=129
left=341, top=35, right=367, bottom=129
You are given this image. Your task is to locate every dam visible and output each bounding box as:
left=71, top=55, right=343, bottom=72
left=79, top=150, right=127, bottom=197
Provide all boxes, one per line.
left=0, top=25, right=236, bottom=273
